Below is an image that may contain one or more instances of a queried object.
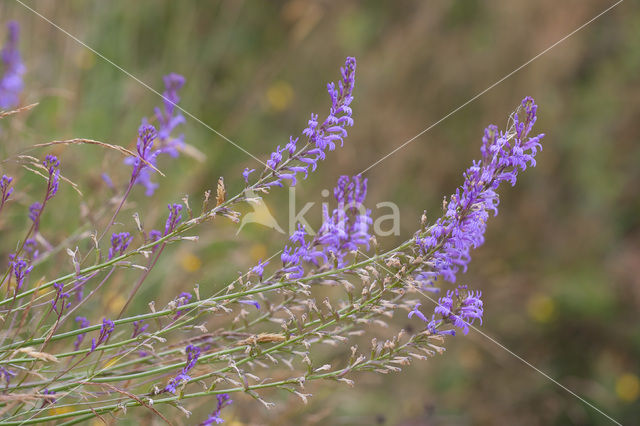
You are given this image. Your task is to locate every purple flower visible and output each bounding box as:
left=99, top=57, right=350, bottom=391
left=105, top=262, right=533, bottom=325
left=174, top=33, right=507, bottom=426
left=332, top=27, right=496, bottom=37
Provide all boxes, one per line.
left=101, top=173, right=114, bottom=190
left=242, top=168, right=255, bottom=184
left=0, top=21, right=25, bottom=109
left=154, top=73, right=186, bottom=154
left=257, top=57, right=356, bottom=189
left=43, top=155, right=60, bottom=201
left=74, top=316, right=90, bottom=350
left=108, top=232, right=133, bottom=260
left=165, top=344, right=200, bottom=394
left=174, top=292, right=192, bottom=319
left=125, top=74, right=186, bottom=196
left=131, top=320, right=148, bottom=338
left=0, top=366, right=16, bottom=386
left=408, top=306, right=455, bottom=337
left=28, top=202, right=42, bottom=228
left=90, top=318, right=115, bottom=352
left=410, top=286, right=484, bottom=336
left=415, top=97, right=544, bottom=288
left=41, top=389, right=56, bottom=407
left=8, top=254, right=32, bottom=292
left=200, top=393, right=232, bottom=425
left=127, top=123, right=158, bottom=187
left=251, top=259, right=268, bottom=280
left=239, top=299, right=260, bottom=310
left=164, top=203, right=183, bottom=235
left=278, top=224, right=327, bottom=279
left=0, top=175, right=13, bottom=211
left=51, top=282, right=71, bottom=315
left=408, top=303, right=428, bottom=322
left=24, top=238, right=39, bottom=260
left=316, top=175, right=372, bottom=267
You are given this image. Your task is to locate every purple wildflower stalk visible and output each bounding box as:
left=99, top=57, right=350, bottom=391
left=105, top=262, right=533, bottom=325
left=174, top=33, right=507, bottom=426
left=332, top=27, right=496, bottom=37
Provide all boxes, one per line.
left=276, top=174, right=372, bottom=279
left=43, top=155, right=61, bottom=201
left=0, top=175, right=13, bottom=213
left=164, top=344, right=200, bottom=394
left=73, top=316, right=90, bottom=350
left=125, top=73, right=186, bottom=196
left=8, top=254, right=32, bottom=293
left=414, top=97, right=544, bottom=289
left=251, top=259, right=268, bottom=281
left=250, top=57, right=356, bottom=190
left=409, top=285, right=484, bottom=336
left=51, top=282, right=71, bottom=316
left=128, top=124, right=158, bottom=188
left=131, top=320, right=148, bottom=338
left=27, top=155, right=61, bottom=231
left=0, top=21, right=25, bottom=109
left=90, top=318, right=115, bottom=352
left=164, top=203, right=183, bottom=235
left=200, top=393, right=232, bottom=425
left=173, top=292, right=192, bottom=319
left=108, top=232, right=133, bottom=260
left=408, top=96, right=543, bottom=336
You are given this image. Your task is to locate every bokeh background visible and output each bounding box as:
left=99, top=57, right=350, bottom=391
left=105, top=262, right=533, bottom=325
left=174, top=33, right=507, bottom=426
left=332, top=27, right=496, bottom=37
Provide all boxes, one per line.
left=0, top=0, right=638, bottom=424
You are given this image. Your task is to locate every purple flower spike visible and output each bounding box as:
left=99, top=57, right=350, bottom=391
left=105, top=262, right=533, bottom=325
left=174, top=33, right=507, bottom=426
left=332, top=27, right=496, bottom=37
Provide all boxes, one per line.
left=0, top=175, right=13, bottom=210
left=251, top=259, right=269, bottom=280
left=0, top=21, right=25, bottom=109
left=24, top=238, right=39, bottom=260
left=51, top=282, right=71, bottom=315
left=200, top=393, right=233, bottom=425
left=8, top=254, right=32, bottom=292
left=43, top=155, right=60, bottom=201
left=257, top=57, right=357, bottom=189
left=90, top=318, right=115, bottom=352
left=316, top=175, right=372, bottom=267
left=131, top=320, right=149, bottom=338
left=164, top=203, right=183, bottom=235
left=165, top=344, right=201, bottom=394
left=242, top=168, right=255, bottom=184
left=155, top=73, right=186, bottom=150
left=29, top=202, right=42, bottom=228
left=74, top=316, right=90, bottom=350
left=0, top=366, right=17, bottom=386
left=425, top=285, right=485, bottom=336
left=125, top=74, right=186, bottom=196
left=415, top=97, right=544, bottom=288
left=174, top=292, right=192, bottom=319
left=108, top=232, right=133, bottom=260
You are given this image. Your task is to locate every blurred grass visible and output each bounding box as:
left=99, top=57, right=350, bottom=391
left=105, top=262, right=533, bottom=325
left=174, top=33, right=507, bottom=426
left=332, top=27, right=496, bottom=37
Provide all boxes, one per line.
left=1, top=0, right=639, bottom=424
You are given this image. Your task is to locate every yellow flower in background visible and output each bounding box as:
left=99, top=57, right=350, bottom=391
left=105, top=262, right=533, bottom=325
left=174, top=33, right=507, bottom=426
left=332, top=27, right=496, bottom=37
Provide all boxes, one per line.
left=180, top=252, right=202, bottom=273
left=49, top=406, right=74, bottom=417
left=105, top=290, right=126, bottom=314
left=526, top=293, right=555, bottom=323
left=75, top=49, right=95, bottom=70
left=266, top=81, right=294, bottom=111
left=103, top=357, right=119, bottom=369
left=249, top=244, right=267, bottom=262
left=615, top=373, right=639, bottom=402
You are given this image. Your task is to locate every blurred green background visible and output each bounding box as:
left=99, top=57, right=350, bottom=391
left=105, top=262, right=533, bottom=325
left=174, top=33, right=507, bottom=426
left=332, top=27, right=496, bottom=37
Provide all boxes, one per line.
left=1, top=0, right=639, bottom=424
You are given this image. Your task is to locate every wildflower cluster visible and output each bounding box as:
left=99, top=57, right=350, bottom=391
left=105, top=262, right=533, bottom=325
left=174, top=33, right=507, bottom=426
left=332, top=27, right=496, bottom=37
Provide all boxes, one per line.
left=125, top=73, right=186, bottom=195
left=246, top=57, right=356, bottom=189
left=0, top=21, right=24, bottom=109
left=108, top=232, right=133, bottom=260
left=90, top=318, right=115, bottom=352
left=200, top=393, right=232, bottom=425
left=164, top=344, right=201, bottom=394
left=0, top=30, right=546, bottom=426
